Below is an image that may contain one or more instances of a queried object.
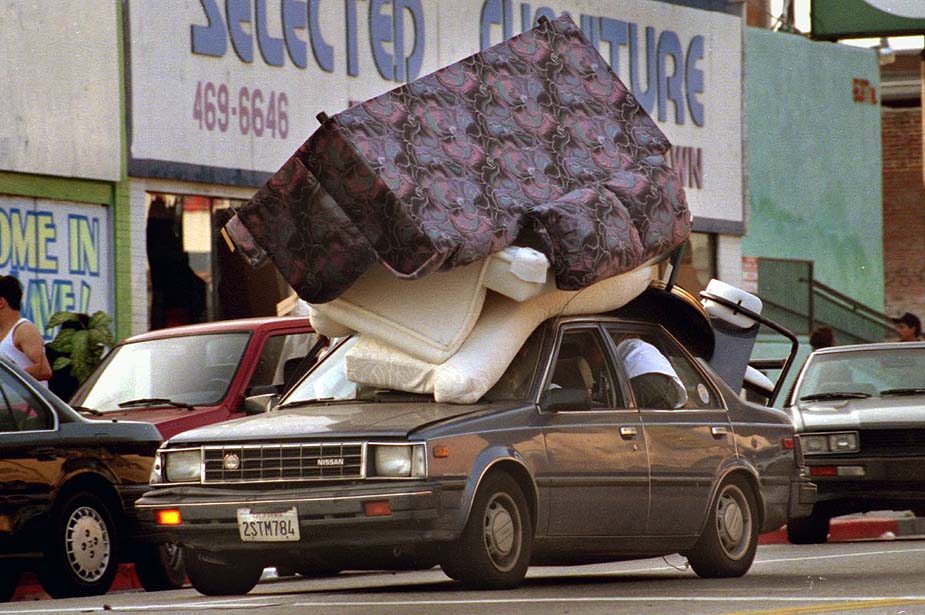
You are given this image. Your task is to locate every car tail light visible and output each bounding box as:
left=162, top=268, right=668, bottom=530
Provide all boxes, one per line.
left=809, top=466, right=838, bottom=477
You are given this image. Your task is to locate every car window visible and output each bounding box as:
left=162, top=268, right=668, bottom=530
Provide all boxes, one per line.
left=0, top=368, right=53, bottom=432
left=609, top=328, right=720, bottom=410
left=546, top=328, right=621, bottom=409
left=483, top=326, right=545, bottom=401
left=247, top=332, right=320, bottom=394
left=77, top=332, right=250, bottom=410
left=796, top=346, right=925, bottom=400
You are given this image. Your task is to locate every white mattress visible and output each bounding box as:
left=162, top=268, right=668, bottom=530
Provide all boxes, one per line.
left=345, top=265, right=655, bottom=403
left=310, top=246, right=554, bottom=364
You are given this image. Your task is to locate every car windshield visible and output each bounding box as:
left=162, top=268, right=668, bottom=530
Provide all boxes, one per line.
left=281, top=328, right=545, bottom=407
left=795, top=346, right=925, bottom=402
left=73, top=332, right=250, bottom=411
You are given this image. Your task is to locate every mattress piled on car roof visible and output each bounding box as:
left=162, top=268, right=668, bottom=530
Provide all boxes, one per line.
left=223, top=13, right=691, bottom=402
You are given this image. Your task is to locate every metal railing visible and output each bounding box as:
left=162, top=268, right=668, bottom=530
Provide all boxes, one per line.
left=756, top=258, right=895, bottom=345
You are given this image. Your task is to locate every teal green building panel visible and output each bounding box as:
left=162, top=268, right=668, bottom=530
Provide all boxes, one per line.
left=744, top=27, right=884, bottom=311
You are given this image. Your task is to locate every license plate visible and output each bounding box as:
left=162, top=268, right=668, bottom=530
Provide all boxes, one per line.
left=237, top=507, right=301, bottom=542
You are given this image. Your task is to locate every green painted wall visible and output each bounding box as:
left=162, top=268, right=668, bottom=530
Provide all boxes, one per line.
left=744, top=28, right=884, bottom=311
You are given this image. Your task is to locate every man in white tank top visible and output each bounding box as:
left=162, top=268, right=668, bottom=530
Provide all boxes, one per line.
left=0, top=275, right=52, bottom=386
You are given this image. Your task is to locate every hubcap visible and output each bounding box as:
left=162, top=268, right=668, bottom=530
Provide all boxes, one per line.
left=65, top=506, right=111, bottom=582
left=482, top=493, right=521, bottom=572
left=715, top=485, right=751, bottom=560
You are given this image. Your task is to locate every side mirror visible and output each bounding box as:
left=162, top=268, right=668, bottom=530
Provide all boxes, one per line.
left=243, top=393, right=279, bottom=415
left=540, top=387, right=592, bottom=412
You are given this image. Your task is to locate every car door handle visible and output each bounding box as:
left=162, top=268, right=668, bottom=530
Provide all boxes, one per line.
left=619, top=426, right=638, bottom=439
left=711, top=426, right=729, bottom=438
left=30, top=447, right=58, bottom=460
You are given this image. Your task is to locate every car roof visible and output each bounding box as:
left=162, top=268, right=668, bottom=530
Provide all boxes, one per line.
left=812, top=340, right=925, bottom=354
left=120, top=316, right=314, bottom=344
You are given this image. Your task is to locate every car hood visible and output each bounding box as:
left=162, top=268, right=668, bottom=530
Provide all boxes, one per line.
left=166, top=401, right=504, bottom=445
left=795, top=395, right=925, bottom=431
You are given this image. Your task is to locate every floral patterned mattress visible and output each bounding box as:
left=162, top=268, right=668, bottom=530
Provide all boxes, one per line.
left=224, top=13, right=690, bottom=304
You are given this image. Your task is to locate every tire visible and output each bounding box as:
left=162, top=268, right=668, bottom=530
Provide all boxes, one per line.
left=38, top=492, right=119, bottom=599
left=134, top=542, right=186, bottom=591
left=787, top=512, right=830, bottom=545
left=685, top=476, right=759, bottom=578
left=0, top=562, right=20, bottom=603
left=440, top=472, right=532, bottom=589
left=185, top=548, right=262, bottom=596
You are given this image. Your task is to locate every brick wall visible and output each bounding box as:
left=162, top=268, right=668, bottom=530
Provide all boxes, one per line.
left=882, top=107, right=925, bottom=319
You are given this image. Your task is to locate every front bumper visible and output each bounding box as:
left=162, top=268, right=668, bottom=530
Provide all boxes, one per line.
left=789, top=476, right=817, bottom=520
left=805, top=455, right=925, bottom=512
left=135, top=480, right=462, bottom=554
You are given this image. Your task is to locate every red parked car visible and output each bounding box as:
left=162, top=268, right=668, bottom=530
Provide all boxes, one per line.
left=70, top=316, right=321, bottom=440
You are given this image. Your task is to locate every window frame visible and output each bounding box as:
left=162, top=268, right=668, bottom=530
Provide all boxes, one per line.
left=0, top=361, right=58, bottom=433
left=604, top=321, right=726, bottom=412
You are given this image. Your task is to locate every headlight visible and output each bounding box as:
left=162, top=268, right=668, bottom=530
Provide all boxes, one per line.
left=371, top=444, right=426, bottom=478
left=800, top=432, right=859, bottom=455
left=829, top=432, right=858, bottom=452
left=163, top=449, right=202, bottom=483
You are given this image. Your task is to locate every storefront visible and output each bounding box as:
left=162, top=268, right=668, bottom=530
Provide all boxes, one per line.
left=125, top=0, right=746, bottom=332
left=0, top=3, right=120, bottom=338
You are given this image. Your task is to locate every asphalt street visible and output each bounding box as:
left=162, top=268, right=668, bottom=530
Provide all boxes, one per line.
left=5, top=540, right=925, bottom=615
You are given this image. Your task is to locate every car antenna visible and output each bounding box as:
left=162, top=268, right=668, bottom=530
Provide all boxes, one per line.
left=664, top=244, right=684, bottom=293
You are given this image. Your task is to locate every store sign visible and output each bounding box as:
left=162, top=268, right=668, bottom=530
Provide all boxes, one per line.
left=0, top=2, right=120, bottom=181
left=129, top=0, right=743, bottom=227
left=0, top=198, right=112, bottom=340
left=811, top=0, right=925, bottom=40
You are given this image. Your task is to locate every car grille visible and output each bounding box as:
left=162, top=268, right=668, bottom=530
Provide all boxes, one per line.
left=202, top=442, right=365, bottom=483
left=860, top=429, right=925, bottom=457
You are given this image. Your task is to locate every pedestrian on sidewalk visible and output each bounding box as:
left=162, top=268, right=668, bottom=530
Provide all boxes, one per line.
left=0, top=275, right=52, bottom=385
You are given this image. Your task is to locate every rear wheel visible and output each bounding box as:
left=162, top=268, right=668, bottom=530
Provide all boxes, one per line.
left=185, top=548, right=262, bottom=596
left=787, top=512, right=830, bottom=544
left=38, top=492, right=119, bottom=599
left=134, top=541, right=186, bottom=591
left=685, top=476, right=759, bottom=578
left=440, top=473, right=532, bottom=589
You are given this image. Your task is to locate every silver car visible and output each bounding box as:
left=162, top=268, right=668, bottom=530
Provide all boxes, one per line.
left=786, top=341, right=925, bottom=543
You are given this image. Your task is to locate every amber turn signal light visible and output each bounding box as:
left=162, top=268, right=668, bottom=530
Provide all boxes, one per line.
left=363, top=500, right=392, bottom=517
left=155, top=509, right=182, bottom=526
left=433, top=446, right=449, bottom=458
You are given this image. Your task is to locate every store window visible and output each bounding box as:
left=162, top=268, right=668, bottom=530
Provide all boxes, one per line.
left=146, top=193, right=290, bottom=330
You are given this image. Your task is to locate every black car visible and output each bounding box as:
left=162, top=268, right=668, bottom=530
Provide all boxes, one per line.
left=0, top=358, right=182, bottom=601
left=137, top=284, right=815, bottom=595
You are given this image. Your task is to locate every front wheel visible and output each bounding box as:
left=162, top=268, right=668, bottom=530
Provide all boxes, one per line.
left=185, top=548, right=262, bottom=596
left=38, top=492, right=119, bottom=599
left=440, top=472, right=532, bottom=589
left=787, top=512, right=830, bottom=544
left=684, top=475, right=759, bottom=578
left=134, top=542, right=186, bottom=591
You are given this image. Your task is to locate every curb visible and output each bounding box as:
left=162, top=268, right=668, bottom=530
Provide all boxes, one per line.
left=12, top=565, right=141, bottom=602
left=759, top=517, right=902, bottom=545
